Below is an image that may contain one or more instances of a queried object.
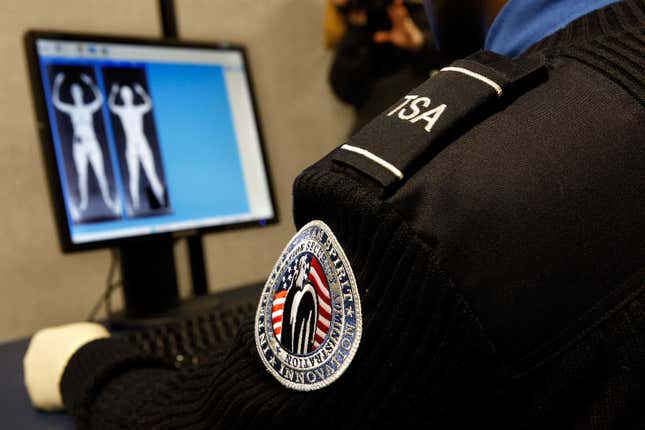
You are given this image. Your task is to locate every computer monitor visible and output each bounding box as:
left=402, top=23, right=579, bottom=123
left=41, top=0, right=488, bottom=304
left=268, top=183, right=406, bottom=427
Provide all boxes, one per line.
left=25, top=31, right=277, bottom=323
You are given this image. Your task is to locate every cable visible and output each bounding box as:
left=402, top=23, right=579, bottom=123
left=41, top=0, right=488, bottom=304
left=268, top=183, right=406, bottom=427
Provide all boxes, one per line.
left=87, top=248, right=122, bottom=322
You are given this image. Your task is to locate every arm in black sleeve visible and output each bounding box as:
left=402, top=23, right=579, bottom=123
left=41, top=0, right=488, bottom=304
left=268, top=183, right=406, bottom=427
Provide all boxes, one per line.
left=328, top=25, right=377, bottom=107
left=407, top=6, right=451, bottom=75
left=60, top=329, right=259, bottom=429
left=409, top=32, right=449, bottom=75
left=60, top=338, right=174, bottom=429
left=60, top=319, right=314, bottom=429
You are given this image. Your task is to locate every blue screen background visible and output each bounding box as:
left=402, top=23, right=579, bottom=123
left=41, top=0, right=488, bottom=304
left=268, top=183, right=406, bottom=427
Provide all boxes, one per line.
left=39, top=56, right=250, bottom=242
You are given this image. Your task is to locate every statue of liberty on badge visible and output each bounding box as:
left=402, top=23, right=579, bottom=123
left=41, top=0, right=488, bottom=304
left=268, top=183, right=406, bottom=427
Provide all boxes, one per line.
left=255, top=220, right=362, bottom=391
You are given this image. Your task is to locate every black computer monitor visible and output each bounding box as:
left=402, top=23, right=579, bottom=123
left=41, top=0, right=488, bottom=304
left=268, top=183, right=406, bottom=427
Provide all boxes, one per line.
left=25, top=31, right=277, bottom=323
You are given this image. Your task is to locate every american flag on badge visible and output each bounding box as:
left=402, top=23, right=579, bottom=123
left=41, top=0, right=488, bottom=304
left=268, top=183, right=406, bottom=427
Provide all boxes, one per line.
left=271, top=254, right=332, bottom=352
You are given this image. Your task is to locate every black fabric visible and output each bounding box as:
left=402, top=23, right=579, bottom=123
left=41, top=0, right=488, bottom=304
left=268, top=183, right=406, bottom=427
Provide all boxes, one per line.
left=60, top=338, right=173, bottom=429
left=59, top=1, right=645, bottom=428
left=507, top=290, right=645, bottom=429
left=388, top=26, right=645, bottom=363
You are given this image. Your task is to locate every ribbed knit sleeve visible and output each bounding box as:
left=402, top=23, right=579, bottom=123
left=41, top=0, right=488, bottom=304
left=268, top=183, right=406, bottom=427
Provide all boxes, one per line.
left=60, top=338, right=174, bottom=428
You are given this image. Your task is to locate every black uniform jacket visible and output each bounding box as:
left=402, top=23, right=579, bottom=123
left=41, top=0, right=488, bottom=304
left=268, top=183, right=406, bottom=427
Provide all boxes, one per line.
left=61, top=1, right=645, bottom=429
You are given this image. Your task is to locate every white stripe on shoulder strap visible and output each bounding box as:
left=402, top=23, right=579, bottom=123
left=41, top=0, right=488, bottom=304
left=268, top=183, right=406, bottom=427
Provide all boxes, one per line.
left=440, top=66, right=503, bottom=97
left=340, top=144, right=404, bottom=180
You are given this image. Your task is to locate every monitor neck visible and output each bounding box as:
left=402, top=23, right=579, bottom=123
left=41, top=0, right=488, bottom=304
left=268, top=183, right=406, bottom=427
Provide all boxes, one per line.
left=117, top=235, right=179, bottom=321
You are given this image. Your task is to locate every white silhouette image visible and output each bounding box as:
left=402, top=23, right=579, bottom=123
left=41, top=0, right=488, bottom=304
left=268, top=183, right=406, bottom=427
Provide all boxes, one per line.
left=52, top=72, right=119, bottom=219
left=108, top=83, right=165, bottom=210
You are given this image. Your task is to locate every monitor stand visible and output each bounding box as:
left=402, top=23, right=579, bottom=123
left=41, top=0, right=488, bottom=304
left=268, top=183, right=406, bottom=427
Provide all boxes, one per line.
left=106, top=235, right=228, bottom=329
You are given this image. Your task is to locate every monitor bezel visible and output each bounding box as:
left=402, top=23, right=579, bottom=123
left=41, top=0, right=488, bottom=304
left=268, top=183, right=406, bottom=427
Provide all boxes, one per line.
left=24, top=30, right=279, bottom=252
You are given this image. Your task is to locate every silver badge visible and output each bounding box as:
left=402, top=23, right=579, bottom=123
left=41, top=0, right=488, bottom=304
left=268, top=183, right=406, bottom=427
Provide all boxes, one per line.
left=255, top=220, right=362, bottom=391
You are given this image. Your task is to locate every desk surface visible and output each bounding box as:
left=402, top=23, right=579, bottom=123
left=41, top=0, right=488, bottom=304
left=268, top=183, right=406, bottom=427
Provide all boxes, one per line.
left=0, top=338, right=74, bottom=429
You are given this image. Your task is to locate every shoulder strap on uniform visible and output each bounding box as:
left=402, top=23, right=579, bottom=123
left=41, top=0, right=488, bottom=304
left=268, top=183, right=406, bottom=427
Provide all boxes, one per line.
left=332, top=50, right=547, bottom=191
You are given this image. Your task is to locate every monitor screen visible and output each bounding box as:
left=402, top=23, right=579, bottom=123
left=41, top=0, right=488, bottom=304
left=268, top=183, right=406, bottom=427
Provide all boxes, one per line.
left=28, top=34, right=275, bottom=249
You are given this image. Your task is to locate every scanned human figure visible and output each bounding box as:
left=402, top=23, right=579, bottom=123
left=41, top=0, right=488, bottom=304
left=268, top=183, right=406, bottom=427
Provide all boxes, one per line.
left=52, top=73, right=119, bottom=217
left=108, top=84, right=165, bottom=209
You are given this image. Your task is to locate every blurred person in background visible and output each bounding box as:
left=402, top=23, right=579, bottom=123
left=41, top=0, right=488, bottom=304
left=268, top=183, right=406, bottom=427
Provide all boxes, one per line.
left=328, top=0, right=451, bottom=132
